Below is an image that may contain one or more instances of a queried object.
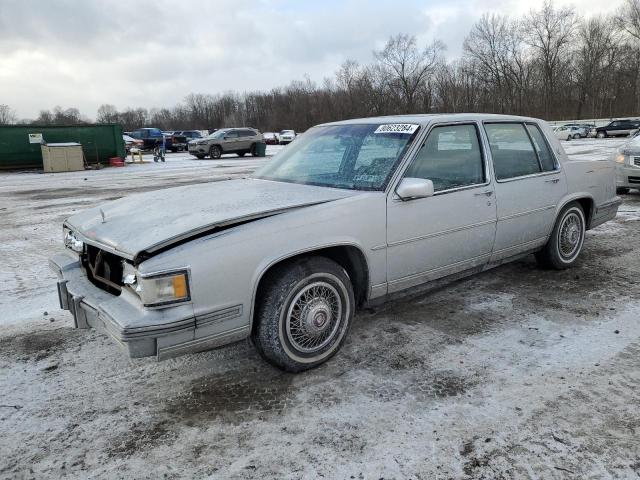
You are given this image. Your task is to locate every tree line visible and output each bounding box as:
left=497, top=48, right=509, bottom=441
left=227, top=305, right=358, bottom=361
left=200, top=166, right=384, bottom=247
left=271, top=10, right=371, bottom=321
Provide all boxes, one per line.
left=2, top=0, right=639, bottom=132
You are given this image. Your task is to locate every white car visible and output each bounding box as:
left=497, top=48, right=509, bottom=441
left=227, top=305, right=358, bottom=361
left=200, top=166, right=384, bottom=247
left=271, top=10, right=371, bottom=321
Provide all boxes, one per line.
left=553, top=126, right=581, bottom=141
left=614, top=134, right=640, bottom=193
left=279, top=130, right=296, bottom=145
left=50, top=114, right=620, bottom=372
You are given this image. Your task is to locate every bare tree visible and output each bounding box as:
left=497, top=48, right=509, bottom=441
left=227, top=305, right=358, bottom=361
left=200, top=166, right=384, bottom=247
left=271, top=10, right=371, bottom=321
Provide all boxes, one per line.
left=96, top=104, right=119, bottom=123
left=374, top=34, right=444, bottom=112
left=573, top=17, right=620, bottom=118
left=616, top=0, right=640, bottom=113
left=523, top=1, right=577, bottom=117
left=616, top=0, right=640, bottom=41
left=464, top=14, right=530, bottom=113
left=0, top=104, right=17, bottom=125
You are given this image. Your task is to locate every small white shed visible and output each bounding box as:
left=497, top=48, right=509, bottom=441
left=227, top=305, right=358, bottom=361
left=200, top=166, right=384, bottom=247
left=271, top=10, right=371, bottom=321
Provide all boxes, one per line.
left=41, top=143, right=84, bottom=173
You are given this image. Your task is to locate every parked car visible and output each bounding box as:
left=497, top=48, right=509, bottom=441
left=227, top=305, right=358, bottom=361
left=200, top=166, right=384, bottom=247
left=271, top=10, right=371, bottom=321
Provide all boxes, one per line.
left=50, top=114, right=620, bottom=372
left=595, top=119, right=640, bottom=138
left=162, top=132, right=186, bottom=152
left=174, top=130, right=204, bottom=142
left=188, top=128, right=264, bottom=159
left=263, top=132, right=279, bottom=145
left=563, top=123, right=592, bottom=138
left=553, top=125, right=581, bottom=141
left=279, top=130, right=296, bottom=144
left=122, top=134, right=143, bottom=155
left=129, top=128, right=172, bottom=151
left=613, top=133, right=640, bottom=194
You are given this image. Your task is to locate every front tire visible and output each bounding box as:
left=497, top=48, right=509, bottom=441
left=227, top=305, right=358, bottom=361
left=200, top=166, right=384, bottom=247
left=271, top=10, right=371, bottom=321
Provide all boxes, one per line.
left=209, top=145, right=222, bottom=159
left=535, top=202, right=586, bottom=270
left=617, top=187, right=630, bottom=194
left=252, top=257, right=355, bottom=372
left=597, top=131, right=606, bottom=138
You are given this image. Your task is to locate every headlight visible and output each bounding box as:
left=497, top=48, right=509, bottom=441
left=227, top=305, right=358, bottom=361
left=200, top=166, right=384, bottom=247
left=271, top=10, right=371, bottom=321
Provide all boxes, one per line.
left=615, top=153, right=626, bottom=164
left=63, top=228, right=84, bottom=253
left=136, top=269, right=191, bottom=308
left=196, top=140, right=207, bottom=145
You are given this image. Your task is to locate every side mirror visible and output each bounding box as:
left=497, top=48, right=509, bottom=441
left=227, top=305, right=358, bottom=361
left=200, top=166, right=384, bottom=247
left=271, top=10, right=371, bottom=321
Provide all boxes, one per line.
left=396, top=178, right=434, bottom=200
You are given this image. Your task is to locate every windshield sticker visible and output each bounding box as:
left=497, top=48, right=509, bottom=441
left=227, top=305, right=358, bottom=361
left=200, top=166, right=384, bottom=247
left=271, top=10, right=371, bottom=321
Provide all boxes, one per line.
left=353, top=174, right=383, bottom=184
left=374, top=124, right=419, bottom=135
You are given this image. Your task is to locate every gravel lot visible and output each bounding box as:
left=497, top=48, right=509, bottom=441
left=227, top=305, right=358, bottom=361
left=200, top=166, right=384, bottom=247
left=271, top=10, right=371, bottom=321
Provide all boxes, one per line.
left=1, top=140, right=640, bottom=479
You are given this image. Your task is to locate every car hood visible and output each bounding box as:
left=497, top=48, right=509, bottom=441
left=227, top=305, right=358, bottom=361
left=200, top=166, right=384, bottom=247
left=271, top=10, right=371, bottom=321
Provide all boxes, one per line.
left=622, top=136, right=640, bottom=153
left=65, top=178, right=357, bottom=261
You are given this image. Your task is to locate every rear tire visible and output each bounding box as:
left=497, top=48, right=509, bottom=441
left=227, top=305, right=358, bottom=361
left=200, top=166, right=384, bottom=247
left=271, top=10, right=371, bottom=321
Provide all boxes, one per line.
left=535, top=202, right=586, bottom=270
left=617, top=187, right=630, bottom=194
left=237, top=151, right=245, bottom=157
left=252, top=256, right=354, bottom=372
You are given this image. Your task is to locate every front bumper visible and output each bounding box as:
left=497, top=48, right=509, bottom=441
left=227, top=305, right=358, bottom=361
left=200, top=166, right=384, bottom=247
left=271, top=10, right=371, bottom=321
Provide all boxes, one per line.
left=49, top=251, right=248, bottom=360
left=616, top=162, right=640, bottom=188
left=189, top=144, right=208, bottom=153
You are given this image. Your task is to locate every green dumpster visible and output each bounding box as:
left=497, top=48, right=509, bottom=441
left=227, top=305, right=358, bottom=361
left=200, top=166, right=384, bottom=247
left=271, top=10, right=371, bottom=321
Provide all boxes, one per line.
left=254, top=142, right=267, bottom=157
left=0, top=124, right=125, bottom=169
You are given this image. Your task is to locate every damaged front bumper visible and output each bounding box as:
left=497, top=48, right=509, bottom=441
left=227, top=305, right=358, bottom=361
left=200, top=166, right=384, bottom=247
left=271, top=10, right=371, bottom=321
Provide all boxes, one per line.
left=49, top=251, right=248, bottom=360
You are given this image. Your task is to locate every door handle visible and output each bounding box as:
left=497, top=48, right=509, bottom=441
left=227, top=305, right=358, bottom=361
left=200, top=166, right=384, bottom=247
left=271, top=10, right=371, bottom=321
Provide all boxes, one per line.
left=474, top=190, right=493, bottom=197
left=545, top=178, right=560, bottom=184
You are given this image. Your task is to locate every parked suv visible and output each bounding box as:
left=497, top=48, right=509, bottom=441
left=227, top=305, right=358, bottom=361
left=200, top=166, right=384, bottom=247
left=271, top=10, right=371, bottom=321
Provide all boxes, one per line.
left=595, top=119, right=640, bottom=138
left=189, top=128, right=264, bottom=159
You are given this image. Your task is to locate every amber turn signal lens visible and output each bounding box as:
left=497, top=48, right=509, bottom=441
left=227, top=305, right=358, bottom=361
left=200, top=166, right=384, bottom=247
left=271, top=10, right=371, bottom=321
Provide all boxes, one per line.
left=172, top=274, right=188, bottom=299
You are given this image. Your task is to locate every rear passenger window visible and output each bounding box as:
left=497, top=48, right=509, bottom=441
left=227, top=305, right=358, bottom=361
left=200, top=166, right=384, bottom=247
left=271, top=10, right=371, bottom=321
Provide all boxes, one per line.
left=484, top=123, right=541, bottom=180
left=525, top=124, right=556, bottom=172
left=404, top=124, right=485, bottom=192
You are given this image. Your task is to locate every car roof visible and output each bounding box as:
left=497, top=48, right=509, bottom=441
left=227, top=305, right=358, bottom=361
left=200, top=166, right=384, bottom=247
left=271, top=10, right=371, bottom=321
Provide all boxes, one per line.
left=317, top=113, right=544, bottom=127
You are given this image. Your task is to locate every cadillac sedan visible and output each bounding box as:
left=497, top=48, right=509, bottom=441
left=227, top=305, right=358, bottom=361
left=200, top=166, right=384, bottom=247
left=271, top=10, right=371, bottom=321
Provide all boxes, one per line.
left=50, top=114, right=620, bottom=372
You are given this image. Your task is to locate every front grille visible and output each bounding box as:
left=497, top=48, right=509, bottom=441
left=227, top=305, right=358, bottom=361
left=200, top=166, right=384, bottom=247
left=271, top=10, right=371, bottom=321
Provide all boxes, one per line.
left=628, top=176, right=640, bottom=184
left=634, top=157, right=640, bottom=167
left=82, top=245, right=124, bottom=295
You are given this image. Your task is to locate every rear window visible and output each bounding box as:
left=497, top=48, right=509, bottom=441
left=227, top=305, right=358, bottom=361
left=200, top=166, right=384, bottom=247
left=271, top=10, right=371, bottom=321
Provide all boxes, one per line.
left=484, top=123, right=541, bottom=180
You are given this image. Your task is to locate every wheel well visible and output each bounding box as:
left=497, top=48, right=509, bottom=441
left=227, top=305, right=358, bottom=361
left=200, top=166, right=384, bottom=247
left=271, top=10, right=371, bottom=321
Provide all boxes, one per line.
left=574, top=197, right=594, bottom=229
left=253, top=246, right=370, bottom=323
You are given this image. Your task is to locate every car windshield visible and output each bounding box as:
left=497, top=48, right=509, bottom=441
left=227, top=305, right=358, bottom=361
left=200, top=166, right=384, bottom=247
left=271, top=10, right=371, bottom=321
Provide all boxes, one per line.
left=254, top=123, right=419, bottom=191
left=208, top=130, right=227, bottom=139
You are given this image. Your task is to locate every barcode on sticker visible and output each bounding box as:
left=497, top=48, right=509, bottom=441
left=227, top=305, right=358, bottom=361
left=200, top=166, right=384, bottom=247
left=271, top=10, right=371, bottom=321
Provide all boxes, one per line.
left=374, top=124, right=419, bottom=134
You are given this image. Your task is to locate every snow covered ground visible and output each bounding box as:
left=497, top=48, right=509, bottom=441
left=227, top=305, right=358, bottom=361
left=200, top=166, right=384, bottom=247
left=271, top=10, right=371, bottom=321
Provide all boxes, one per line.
left=2, top=138, right=640, bottom=479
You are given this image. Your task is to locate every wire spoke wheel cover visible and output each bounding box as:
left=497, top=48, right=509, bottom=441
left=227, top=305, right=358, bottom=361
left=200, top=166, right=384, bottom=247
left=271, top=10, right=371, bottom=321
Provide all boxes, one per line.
left=285, top=281, right=342, bottom=354
left=557, top=209, right=584, bottom=261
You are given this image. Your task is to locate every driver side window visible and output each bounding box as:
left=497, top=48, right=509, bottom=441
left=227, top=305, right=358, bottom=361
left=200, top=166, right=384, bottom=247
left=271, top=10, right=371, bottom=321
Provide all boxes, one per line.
left=404, top=124, right=485, bottom=192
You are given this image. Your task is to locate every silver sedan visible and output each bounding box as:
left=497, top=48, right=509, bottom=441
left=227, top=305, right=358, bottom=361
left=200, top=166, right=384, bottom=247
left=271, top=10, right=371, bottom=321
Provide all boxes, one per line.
left=50, top=114, right=620, bottom=371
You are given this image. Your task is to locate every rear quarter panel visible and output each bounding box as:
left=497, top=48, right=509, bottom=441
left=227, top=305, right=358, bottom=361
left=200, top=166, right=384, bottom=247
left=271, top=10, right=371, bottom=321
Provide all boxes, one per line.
left=541, top=122, right=617, bottom=224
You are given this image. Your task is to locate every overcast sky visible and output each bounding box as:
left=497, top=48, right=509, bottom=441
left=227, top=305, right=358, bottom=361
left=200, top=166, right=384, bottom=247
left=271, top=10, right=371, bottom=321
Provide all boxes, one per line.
left=0, top=0, right=624, bottom=120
